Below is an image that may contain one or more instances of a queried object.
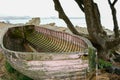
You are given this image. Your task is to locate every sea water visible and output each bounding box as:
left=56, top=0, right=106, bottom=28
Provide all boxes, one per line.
left=0, top=17, right=86, bottom=26
left=0, top=17, right=113, bottom=30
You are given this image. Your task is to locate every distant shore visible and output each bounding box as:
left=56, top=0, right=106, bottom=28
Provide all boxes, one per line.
left=0, top=16, right=115, bottom=30
left=0, top=17, right=114, bottom=36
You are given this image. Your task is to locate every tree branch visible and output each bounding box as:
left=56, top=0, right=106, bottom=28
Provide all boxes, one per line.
left=108, top=0, right=119, bottom=38
left=75, top=0, right=84, bottom=12
left=53, top=0, right=88, bottom=37
left=108, top=0, right=112, bottom=5
left=53, top=0, right=79, bottom=35
left=112, top=0, right=118, bottom=6
left=108, top=0, right=118, bottom=6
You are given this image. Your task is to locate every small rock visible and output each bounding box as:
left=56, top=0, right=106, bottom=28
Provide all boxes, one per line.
left=48, top=23, right=55, bottom=26
left=26, top=17, right=40, bottom=26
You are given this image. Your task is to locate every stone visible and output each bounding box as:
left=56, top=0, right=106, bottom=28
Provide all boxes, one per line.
left=26, top=17, right=40, bottom=26
left=47, top=22, right=56, bottom=26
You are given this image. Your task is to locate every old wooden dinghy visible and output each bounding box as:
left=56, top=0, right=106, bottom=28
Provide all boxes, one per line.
left=0, top=25, right=95, bottom=80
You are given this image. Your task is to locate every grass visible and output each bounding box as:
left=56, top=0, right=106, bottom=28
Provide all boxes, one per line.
left=98, top=59, right=112, bottom=69
left=5, top=61, right=33, bottom=80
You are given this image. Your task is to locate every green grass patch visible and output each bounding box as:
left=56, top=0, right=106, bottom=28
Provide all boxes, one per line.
left=5, top=61, right=33, bottom=80
left=98, top=59, right=112, bottom=69
left=5, top=61, right=16, bottom=73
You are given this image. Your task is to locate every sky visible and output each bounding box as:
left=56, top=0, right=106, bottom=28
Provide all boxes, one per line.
left=0, top=0, right=119, bottom=17
left=0, top=0, right=120, bottom=29
left=0, top=0, right=84, bottom=17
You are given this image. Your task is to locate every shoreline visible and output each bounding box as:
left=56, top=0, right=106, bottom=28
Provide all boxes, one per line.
left=0, top=18, right=114, bottom=35
left=0, top=17, right=114, bottom=31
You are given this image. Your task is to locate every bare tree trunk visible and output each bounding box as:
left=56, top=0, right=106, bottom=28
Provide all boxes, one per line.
left=82, top=0, right=107, bottom=48
left=82, top=0, right=120, bottom=59
left=53, top=0, right=120, bottom=60
left=108, top=0, right=119, bottom=38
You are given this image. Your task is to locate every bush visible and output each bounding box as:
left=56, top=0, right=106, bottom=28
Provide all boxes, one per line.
left=5, top=61, right=33, bottom=80
left=5, top=61, right=16, bottom=73
left=18, top=74, right=33, bottom=80
left=98, top=59, right=112, bottom=69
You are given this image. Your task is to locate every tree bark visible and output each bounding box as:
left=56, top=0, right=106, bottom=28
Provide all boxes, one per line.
left=82, top=0, right=107, bottom=48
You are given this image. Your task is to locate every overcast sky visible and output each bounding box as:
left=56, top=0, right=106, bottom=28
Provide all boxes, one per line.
left=0, top=0, right=120, bottom=29
left=0, top=0, right=119, bottom=17
left=0, top=0, right=83, bottom=17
